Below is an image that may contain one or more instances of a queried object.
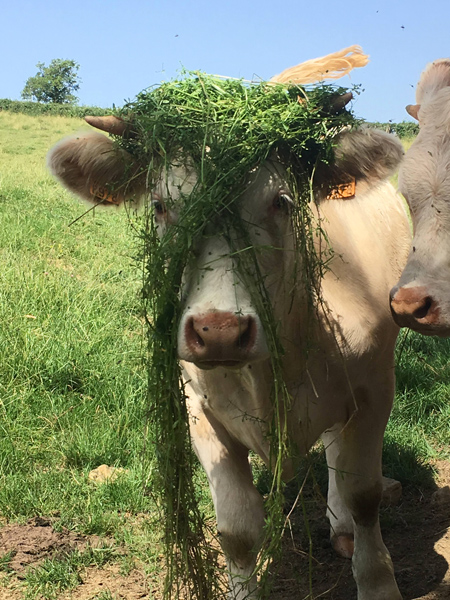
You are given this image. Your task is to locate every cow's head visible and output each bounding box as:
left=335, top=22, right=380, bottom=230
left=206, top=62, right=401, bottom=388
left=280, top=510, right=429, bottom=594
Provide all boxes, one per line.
left=49, top=117, right=403, bottom=368
left=390, top=59, right=450, bottom=336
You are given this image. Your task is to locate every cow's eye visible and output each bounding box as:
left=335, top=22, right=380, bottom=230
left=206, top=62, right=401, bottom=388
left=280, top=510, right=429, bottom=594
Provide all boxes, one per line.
left=273, top=191, right=292, bottom=212
left=152, top=199, right=167, bottom=217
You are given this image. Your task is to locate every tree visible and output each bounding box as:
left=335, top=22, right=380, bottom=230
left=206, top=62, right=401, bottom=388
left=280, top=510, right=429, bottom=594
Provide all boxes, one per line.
left=21, top=59, right=81, bottom=104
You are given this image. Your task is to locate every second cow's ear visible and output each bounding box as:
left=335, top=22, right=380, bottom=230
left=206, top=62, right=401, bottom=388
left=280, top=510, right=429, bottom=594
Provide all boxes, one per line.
left=47, top=132, right=145, bottom=206
left=416, top=58, right=450, bottom=106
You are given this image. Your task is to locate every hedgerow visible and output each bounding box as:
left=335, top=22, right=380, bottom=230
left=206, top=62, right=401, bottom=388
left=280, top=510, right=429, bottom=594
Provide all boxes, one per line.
left=367, top=120, right=419, bottom=138
left=0, top=98, right=419, bottom=138
left=0, top=98, right=109, bottom=117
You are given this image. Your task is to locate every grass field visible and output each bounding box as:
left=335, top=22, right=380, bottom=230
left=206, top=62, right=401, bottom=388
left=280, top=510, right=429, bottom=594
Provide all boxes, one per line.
left=0, top=113, right=166, bottom=598
left=0, top=112, right=449, bottom=599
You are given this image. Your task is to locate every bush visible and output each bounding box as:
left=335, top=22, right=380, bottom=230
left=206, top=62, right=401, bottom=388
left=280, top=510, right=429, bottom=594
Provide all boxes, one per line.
left=0, top=98, right=110, bottom=117
left=367, top=120, right=419, bottom=138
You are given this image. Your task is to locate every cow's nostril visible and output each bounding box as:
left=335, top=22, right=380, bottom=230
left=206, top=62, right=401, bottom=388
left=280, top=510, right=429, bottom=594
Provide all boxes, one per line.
left=390, top=285, right=440, bottom=328
left=186, top=317, right=206, bottom=348
left=237, top=317, right=254, bottom=350
left=195, top=331, right=206, bottom=347
left=413, top=296, right=432, bottom=319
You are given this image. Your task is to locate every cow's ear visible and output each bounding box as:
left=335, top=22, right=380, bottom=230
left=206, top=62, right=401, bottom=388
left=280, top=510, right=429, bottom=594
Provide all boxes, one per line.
left=333, top=128, right=404, bottom=182
left=47, top=132, right=145, bottom=206
left=416, top=58, right=450, bottom=105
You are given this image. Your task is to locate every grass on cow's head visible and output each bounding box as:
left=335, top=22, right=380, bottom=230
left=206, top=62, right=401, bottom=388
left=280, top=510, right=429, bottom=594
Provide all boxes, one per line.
left=115, top=72, right=359, bottom=599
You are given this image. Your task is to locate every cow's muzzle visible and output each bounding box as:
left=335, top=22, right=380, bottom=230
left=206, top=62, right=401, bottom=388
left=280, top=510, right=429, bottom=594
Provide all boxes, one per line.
left=180, top=311, right=263, bottom=368
left=389, top=285, right=445, bottom=335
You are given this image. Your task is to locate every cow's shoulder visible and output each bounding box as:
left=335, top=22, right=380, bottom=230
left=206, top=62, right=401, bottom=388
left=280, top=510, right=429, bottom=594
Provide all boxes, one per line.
left=317, top=180, right=411, bottom=355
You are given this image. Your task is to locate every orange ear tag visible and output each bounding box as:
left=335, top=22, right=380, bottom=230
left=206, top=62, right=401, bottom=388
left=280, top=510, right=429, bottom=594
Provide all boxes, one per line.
left=326, top=177, right=356, bottom=200
left=90, top=184, right=121, bottom=205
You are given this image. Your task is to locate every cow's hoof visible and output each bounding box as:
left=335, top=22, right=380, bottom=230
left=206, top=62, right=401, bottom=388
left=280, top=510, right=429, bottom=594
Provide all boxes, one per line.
left=331, top=533, right=354, bottom=559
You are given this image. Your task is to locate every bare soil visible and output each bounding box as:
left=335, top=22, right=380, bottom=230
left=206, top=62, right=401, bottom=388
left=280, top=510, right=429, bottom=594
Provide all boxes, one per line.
left=0, top=464, right=449, bottom=599
left=271, top=459, right=450, bottom=600
left=57, top=564, right=149, bottom=600
left=0, top=516, right=105, bottom=573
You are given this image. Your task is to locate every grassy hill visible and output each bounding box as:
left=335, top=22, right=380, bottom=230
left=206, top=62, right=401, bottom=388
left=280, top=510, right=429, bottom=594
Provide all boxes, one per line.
left=0, top=112, right=166, bottom=597
left=0, top=111, right=449, bottom=599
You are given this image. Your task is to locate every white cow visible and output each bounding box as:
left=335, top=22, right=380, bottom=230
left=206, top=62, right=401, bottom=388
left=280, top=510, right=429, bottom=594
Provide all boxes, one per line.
left=390, top=59, right=450, bottom=336
left=48, top=117, right=410, bottom=599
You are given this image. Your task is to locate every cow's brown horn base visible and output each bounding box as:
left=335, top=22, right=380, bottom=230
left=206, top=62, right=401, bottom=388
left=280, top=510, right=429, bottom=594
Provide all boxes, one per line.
left=406, top=104, right=420, bottom=121
left=331, top=92, right=353, bottom=113
left=84, top=115, right=131, bottom=136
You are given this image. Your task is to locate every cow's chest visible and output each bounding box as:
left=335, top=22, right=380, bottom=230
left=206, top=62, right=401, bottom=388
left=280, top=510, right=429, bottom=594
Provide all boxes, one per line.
left=182, top=357, right=355, bottom=467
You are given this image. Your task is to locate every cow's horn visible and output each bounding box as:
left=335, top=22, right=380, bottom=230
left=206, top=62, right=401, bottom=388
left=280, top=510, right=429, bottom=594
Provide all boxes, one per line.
left=331, top=92, right=353, bottom=112
left=406, top=104, right=420, bottom=121
left=84, top=115, right=130, bottom=136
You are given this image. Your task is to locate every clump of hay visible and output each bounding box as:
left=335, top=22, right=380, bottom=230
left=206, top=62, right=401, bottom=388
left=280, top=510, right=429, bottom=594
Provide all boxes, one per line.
left=112, top=48, right=365, bottom=599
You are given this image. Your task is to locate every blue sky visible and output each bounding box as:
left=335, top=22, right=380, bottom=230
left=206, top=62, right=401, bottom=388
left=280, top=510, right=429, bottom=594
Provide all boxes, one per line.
left=1, top=0, right=448, bottom=123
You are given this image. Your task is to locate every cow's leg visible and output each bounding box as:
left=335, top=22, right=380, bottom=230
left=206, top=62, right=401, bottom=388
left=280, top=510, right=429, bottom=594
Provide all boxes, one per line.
left=322, top=427, right=355, bottom=559
left=324, top=382, right=402, bottom=600
left=189, top=407, right=265, bottom=600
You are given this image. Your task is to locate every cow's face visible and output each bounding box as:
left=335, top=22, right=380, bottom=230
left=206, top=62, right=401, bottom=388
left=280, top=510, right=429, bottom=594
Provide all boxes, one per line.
left=49, top=125, right=404, bottom=357
left=47, top=131, right=307, bottom=370
left=390, top=87, right=450, bottom=336
left=154, top=160, right=297, bottom=369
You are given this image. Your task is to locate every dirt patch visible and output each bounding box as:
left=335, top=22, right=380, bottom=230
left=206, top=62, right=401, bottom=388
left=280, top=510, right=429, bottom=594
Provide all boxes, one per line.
left=58, top=563, right=149, bottom=600
left=270, top=460, right=450, bottom=600
left=0, top=579, right=22, bottom=600
left=0, top=516, right=106, bottom=573
left=0, top=464, right=450, bottom=599
left=435, top=459, right=450, bottom=489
